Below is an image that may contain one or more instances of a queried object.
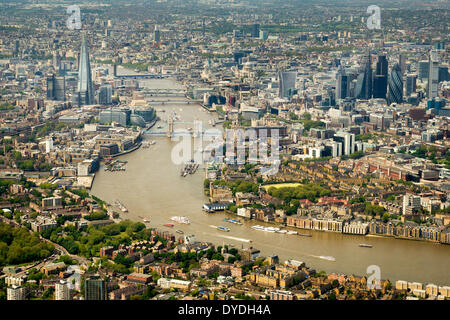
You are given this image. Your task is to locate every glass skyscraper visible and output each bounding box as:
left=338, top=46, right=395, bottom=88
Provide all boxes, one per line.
left=356, top=53, right=372, bottom=100
left=75, top=35, right=94, bottom=106
left=388, top=64, right=403, bottom=105
left=85, top=275, right=107, bottom=300
left=373, top=54, right=388, bottom=99
left=278, top=71, right=297, bottom=99
left=427, top=50, right=440, bottom=99
left=336, top=66, right=349, bottom=101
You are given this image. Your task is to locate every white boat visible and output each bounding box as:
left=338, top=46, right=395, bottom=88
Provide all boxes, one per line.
left=170, top=216, right=190, bottom=224
left=143, top=219, right=150, bottom=223
left=287, top=231, right=298, bottom=235
left=251, top=225, right=264, bottom=230
left=264, top=227, right=280, bottom=232
left=319, top=256, right=336, bottom=262
left=276, top=229, right=288, bottom=234
left=115, top=200, right=128, bottom=212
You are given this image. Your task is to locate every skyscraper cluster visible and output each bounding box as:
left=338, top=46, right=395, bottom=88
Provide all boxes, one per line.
left=336, top=48, right=445, bottom=105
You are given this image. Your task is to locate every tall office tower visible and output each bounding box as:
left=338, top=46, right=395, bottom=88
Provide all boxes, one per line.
left=74, top=36, right=94, bottom=106
left=202, top=19, right=206, bottom=36
left=259, top=30, right=268, bottom=40
left=251, top=24, right=260, bottom=38
left=14, top=40, right=19, bottom=55
left=85, top=275, right=107, bottom=300
left=438, top=66, right=449, bottom=83
left=46, top=75, right=66, bottom=101
left=399, top=53, right=407, bottom=75
left=278, top=71, right=297, bottom=99
left=356, top=53, right=372, bottom=99
left=113, top=63, right=118, bottom=77
left=54, top=76, right=66, bottom=101
left=52, top=52, right=60, bottom=70
left=336, top=66, right=349, bottom=101
left=373, top=54, right=388, bottom=99
left=55, top=280, right=72, bottom=300
left=418, top=60, right=429, bottom=81
left=406, top=74, right=417, bottom=96
left=46, top=75, right=54, bottom=99
left=333, top=132, right=355, bottom=156
left=98, top=85, right=113, bottom=105
left=387, top=63, right=403, bottom=105
left=154, top=25, right=161, bottom=44
left=427, top=50, right=440, bottom=98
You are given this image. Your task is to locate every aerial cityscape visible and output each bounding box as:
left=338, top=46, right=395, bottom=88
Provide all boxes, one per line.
left=0, top=0, right=449, bottom=303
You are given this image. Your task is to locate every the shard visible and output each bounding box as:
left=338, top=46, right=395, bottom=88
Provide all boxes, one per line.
left=75, top=35, right=94, bottom=106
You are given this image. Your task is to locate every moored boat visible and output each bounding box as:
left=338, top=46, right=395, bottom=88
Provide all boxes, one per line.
left=170, top=216, right=190, bottom=224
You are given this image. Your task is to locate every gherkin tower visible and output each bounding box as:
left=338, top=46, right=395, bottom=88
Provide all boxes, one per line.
left=387, top=63, right=403, bottom=105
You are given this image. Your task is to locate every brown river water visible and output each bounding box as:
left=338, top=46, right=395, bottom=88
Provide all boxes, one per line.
left=91, top=76, right=450, bottom=286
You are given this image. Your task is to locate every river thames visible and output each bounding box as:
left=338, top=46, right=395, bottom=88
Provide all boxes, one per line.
left=91, top=74, right=450, bottom=286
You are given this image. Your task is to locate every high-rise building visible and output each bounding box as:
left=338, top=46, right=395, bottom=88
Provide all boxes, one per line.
left=14, top=40, right=19, bottom=55
left=336, top=67, right=349, bottom=101
left=154, top=25, right=161, bottom=44
left=251, top=24, right=260, bottom=38
left=403, top=194, right=421, bottom=215
left=333, top=132, right=355, bottom=156
left=399, top=53, right=407, bottom=75
left=85, top=275, right=107, bottom=300
left=427, top=50, right=440, bottom=99
left=113, top=63, right=118, bottom=77
left=46, top=75, right=66, bottom=101
left=373, top=54, right=388, bottom=99
left=7, top=285, right=26, bottom=300
left=98, top=85, right=113, bottom=105
left=278, top=71, right=297, bottom=99
left=406, top=74, right=417, bottom=97
left=55, top=280, right=72, bottom=300
left=387, top=64, right=403, bottom=105
left=356, top=54, right=372, bottom=99
left=74, top=36, right=94, bottom=106
left=418, top=60, right=429, bottom=81
left=259, top=30, right=268, bottom=40
left=438, top=66, right=449, bottom=83
left=45, top=138, right=53, bottom=153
